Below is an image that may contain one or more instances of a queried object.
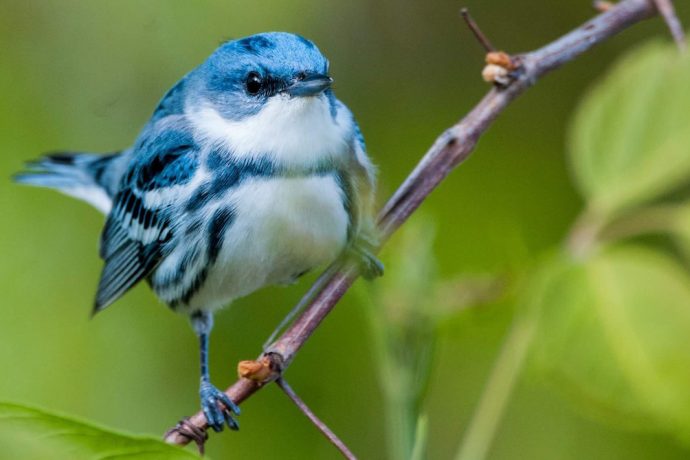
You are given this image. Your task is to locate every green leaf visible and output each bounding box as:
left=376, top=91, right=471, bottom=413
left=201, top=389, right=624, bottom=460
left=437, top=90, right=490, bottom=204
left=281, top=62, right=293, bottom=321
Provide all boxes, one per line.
left=0, top=401, right=199, bottom=460
left=529, top=247, right=690, bottom=442
left=569, top=40, right=690, bottom=218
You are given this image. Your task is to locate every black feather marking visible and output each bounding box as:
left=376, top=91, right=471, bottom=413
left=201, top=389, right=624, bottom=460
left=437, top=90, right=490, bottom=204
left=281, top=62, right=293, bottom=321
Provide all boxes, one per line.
left=89, top=153, right=119, bottom=189
left=185, top=183, right=212, bottom=212
left=95, top=188, right=172, bottom=311
left=333, top=170, right=355, bottom=241
left=185, top=154, right=277, bottom=212
left=120, top=190, right=135, bottom=215
left=162, top=207, right=236, bottom=309
left=185, top=218, right=204, bottom=236
left=143, top=205, right=156, bottom=232
left=153, top=248, right=197, bottom=292
left=169, top=265, right=211, bottom=309
left=91, top=118, right=202, bottom=312
left=207, top=207, right=235, bottom=264
left=131, top=196, right=142, bottom=223
left=100, top=218, right=126, bottom=258
left=94, top=238, right=164, bottom=313
left=165, top=207, right=235, bottom=309
left=44, top=153, right=76, bottom=165
left=136, top=144, right=198, bottom=191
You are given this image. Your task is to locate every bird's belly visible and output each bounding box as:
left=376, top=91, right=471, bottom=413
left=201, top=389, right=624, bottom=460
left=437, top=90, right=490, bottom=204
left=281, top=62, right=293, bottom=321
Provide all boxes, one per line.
left=189, top=174, right=349, bottom=311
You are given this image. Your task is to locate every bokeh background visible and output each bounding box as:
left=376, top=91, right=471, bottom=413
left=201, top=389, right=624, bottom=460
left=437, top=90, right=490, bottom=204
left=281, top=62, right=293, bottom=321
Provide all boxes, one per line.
left=2, top=0, right=690, bottom=459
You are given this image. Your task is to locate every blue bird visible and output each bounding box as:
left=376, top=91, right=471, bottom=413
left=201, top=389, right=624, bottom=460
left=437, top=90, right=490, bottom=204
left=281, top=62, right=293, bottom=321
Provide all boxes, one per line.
left=15, top=32, right=381, bottom=432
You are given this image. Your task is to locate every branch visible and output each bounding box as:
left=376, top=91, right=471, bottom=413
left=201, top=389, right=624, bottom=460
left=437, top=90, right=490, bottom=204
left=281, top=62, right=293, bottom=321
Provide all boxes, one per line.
left=653, top=0, right=687, bottom=52
left=165, top=0, right=661, bottom=446
left=276, top=378, right=357, bottom=460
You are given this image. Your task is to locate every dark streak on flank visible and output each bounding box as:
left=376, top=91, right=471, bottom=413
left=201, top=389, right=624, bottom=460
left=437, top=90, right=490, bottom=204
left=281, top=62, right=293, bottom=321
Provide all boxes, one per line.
left=185, top=184, right=212, bottom=212
left=207, top=207, right=235, bottom=263
left=185, top=218, right=204, bottom=236
left=166, top=207, right=235, bottom=309
left=171, top=266, right=210, bottom=309
left=333, top=170, right=355, bottom=242
left=154, top=247, right=200, bottom=291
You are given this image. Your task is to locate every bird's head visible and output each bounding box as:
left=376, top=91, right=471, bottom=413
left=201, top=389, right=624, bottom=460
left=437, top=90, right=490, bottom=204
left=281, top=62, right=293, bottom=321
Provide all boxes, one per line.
left=190, top=32, right=334, bottom=121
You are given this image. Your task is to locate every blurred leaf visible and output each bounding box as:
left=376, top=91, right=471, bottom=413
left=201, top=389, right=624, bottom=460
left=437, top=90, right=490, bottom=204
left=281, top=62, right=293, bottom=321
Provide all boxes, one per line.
left=410, top=415, right=428, bottom=460
left=529, top=247, right=690, bottom=442
left=0, top=401, right=199, bottom=460
left=375, top=218, right=438, bottom=327
left=433, top=275, right=506, bottom=321
left=366, top=218, right=507, bottom=460
left=569, top=40, right=690, bottom=217
left=365, top=218, right=439, bottom=460
left=671, top=203, right=690, bottom=261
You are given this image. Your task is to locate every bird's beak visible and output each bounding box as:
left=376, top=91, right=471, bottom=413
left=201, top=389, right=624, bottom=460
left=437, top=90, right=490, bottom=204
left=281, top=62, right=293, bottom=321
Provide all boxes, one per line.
left=284, top=73, right=333, bottom=97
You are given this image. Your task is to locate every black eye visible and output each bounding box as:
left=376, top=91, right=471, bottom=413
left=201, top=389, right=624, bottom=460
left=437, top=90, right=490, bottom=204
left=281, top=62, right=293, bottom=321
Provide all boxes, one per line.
left=245, top=72, right=263, bottom=95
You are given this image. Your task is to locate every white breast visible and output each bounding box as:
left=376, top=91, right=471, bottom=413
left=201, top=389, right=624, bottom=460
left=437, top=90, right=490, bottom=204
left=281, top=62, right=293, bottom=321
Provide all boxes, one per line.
left=188, top=174, right=349, bottom=311
left=187, top=94, right=353, bottom=168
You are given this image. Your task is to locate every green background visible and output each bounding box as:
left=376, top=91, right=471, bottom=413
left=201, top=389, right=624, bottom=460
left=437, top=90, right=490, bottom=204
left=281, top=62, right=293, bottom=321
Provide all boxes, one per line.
left=1, top=0, right=689, bottom=458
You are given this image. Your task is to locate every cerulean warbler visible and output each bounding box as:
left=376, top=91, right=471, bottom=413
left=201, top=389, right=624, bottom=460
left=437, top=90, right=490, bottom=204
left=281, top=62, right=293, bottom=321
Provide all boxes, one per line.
left=15, top=32, right=381, bottom=432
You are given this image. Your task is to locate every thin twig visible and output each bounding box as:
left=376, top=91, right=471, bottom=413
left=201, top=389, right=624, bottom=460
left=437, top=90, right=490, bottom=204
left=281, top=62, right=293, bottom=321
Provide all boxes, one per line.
left=461, top=8, right=496, bottom=52
left=262, top=262, right=340, bottom=350
left=276, top=378, right=357, bottom=460
left=652, top=0, right=687, bottom=52
left=164, top=0, right=661, bottom=446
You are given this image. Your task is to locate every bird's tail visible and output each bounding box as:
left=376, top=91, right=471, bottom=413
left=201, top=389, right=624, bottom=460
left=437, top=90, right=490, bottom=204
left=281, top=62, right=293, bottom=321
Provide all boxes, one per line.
left=14, top=152, right=122, bottom=214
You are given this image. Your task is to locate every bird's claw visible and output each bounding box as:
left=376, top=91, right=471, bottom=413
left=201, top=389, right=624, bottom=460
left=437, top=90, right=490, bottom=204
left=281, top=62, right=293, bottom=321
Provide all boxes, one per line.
left=165, top=417, right=209, bottom=454
left=354, top=247, right=384, bottom=280
left=200, top=381, right=240, bottom=432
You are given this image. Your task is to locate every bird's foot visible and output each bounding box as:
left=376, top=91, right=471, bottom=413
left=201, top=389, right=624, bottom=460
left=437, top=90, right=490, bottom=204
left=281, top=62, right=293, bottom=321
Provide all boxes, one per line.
left=346, top=231, right=384, bottom=280
left=165, top=417, right=209, bottom=454
left=200, top=381, right=240, bottom=432
left=353, top=246, right=384, bottom=280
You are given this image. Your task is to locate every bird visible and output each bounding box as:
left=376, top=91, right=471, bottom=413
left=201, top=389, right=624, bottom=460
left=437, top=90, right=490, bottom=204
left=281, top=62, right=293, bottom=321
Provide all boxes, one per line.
left=14, top=31, right=382, bottom=433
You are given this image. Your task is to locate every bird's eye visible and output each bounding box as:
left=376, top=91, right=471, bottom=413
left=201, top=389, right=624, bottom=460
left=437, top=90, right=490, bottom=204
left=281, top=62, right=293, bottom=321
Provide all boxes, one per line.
left=245, top=72, right=263, bottom=95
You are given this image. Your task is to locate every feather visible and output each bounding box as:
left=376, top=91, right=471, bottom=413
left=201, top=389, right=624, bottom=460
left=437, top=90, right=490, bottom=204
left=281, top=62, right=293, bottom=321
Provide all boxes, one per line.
left=93, top=136, right=200, bottom=313
left=14, top=152, right=121, bottom=214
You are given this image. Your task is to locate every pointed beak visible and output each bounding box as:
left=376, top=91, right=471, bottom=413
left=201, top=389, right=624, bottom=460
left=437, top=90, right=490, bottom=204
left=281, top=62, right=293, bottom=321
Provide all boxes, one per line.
left=284, top=72, right=333, bottom=97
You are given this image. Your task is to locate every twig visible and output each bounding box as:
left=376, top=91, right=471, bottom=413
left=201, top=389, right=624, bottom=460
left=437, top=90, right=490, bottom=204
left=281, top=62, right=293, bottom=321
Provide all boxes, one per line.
left=164, top=0, right=661, bottom=447
left=262, top=262, right=339, bottom=350
left=652, top=0, right=687, bottom=52
left=276, top=378, right=357, bottom=460
left=461, top=8, right=496, bottom=52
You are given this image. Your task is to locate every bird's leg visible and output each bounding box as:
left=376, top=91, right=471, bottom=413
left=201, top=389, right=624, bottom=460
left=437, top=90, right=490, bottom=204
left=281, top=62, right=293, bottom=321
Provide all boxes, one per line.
left=191, top=311, right=240, bottom=432
left=348, top=231, right=384, bottom=280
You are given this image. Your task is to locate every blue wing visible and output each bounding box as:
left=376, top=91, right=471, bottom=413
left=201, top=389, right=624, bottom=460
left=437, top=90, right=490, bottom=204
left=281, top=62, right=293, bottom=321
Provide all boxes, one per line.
left=94, top=124, right=200, bottom=313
